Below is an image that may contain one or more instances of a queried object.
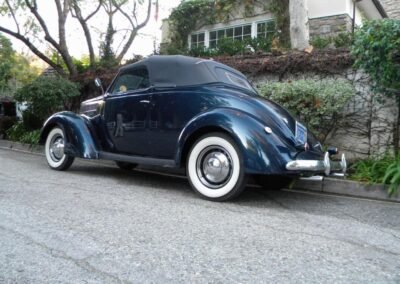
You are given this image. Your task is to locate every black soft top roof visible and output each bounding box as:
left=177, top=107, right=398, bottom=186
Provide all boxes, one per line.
left=119, top=55, right=248, bottom=88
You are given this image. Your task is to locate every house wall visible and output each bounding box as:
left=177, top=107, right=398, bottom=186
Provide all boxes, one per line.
left=309, top=14, right=353, bottom=37
left=187, top=1, right=273, bottom=48
left=308, top=0, right=365, bottom=37
left=161, top=0, right=384, bottom=46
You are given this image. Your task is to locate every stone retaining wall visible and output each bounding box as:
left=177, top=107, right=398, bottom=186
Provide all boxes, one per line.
left=250, top=69, right=399, bottom=161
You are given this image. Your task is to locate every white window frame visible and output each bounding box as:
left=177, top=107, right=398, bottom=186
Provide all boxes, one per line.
left=188, top=17, right=275, bottom=48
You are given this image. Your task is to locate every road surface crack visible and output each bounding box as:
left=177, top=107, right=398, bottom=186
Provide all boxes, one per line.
left=0, top=225, right=131, bottom=284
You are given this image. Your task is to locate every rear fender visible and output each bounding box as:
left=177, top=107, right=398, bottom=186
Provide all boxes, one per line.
left=39, top=111, right=99, bottom=159
left=176, top=108, right=297, bottom=174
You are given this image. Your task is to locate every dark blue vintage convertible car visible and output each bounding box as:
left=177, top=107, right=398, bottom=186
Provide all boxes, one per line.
left=40, top=55, right=346, bottom=201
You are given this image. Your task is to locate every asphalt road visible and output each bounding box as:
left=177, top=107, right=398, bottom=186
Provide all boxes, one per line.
left=0, top=149, right=400, bottom=283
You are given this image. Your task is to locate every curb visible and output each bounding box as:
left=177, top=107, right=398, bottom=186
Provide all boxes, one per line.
left=293, top=177, right=400, bottom=203
left=0, top=139, right=44, bottom=155
left=1, top=139, right=399, bottom=203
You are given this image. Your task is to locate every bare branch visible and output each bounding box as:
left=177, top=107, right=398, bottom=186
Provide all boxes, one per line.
left=115, top=0, right=152, bottom=62
left=71, top=0, right=102, bottom=67
left=5, top=0, right=20, bottom=34
left=0, top=26, right=66, bottom=76
left=24, top=0, right=61, bottom=52
left=84, top=0, right=103, bottom=21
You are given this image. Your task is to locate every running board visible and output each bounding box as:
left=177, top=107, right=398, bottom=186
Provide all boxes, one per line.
left=98, top=151, right=176, bottom=168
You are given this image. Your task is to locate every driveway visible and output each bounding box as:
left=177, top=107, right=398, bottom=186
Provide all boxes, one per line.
left=0, top=149, right=399, bottom=283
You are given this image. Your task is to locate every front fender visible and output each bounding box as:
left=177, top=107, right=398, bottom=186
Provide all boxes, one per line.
left=176, top=108, right=298, bottom=175
left=39, top=111, right=99, bottom=159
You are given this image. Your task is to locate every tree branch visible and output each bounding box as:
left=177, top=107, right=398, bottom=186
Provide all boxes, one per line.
left=0, top=26, right=66, bottom=76
left=5, top=0, right=20, bottom=34
left=115, top=0, right=152, bottom=62
left=71, top=0, right=102, bottom=67
left=24, top=0, right=61, bottom=52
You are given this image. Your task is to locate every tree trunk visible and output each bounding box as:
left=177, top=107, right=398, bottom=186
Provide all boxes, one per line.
left=394, top=100, right=400, bottom=156
left=289, top=0, right=310, bottom=50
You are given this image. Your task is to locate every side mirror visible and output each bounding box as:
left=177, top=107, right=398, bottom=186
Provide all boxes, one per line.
left=94, top=77, right=105, bottom=95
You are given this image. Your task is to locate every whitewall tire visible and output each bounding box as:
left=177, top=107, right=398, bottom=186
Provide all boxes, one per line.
left=45, top=127, right=74, bottom=171
left=187, top=133, right=247, bottom=201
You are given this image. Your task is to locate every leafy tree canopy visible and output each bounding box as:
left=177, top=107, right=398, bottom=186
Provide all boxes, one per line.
left=352, top=19, right=400, bottom=98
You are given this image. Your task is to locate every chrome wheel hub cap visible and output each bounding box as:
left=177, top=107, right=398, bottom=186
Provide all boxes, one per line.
left=49, top=136, right=64, bottom=161
left=196, top=146, right=233, bottom=189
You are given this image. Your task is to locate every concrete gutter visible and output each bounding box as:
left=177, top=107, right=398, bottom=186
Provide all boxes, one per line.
left=0, top=139, right=44, bottom=154
left=1, top=139, right=399, bottom=203
left=292, top=177, right=400, bottom=203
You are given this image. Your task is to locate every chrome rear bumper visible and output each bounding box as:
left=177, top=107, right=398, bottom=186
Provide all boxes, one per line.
left=286, top=152, right=347, bottom=176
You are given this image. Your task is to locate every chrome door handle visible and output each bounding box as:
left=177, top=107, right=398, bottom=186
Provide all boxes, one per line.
left=140, top=100, right=150, bottom=104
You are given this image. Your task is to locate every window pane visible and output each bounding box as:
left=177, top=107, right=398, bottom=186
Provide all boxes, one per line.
left=210, top=40, right=217, bottom=48
left=234, top=36, right=242, bottom=41
left=257, top=23, right=265, bottom=33
left=198, top=33, right=205, bottom=42
left=243, top=34, right=251, bottom=41
left=243, top=25, right=251, bottom=35
left=112, top=68, right=150, bottom=94
left=210, top=31, right=216, bottom=40
left=226, top=28, right=233, bottom=38
left=267, top=21, right=275, bottom=31
left=191, top=34, right=197, bottom=45
left=217, top=30, right=225, bottom=39
left=234, top=26, right=242, bottom=37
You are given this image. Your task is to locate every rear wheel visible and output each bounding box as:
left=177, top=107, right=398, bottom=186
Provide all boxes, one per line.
left=115, top=161, right=137, bottom=170
left=45, top=127, right=74, bottom=171
left=186, top=133, right=247, bottom=201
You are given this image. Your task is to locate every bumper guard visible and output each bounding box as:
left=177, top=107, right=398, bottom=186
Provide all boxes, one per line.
left=286, top=152, right=347, bottom=176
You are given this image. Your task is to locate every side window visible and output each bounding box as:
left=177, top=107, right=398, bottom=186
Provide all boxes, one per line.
left=111, top=67, right=150, bottom=94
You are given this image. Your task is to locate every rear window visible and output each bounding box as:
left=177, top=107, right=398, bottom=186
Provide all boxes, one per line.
left=215, top=67, right=256, bottom=93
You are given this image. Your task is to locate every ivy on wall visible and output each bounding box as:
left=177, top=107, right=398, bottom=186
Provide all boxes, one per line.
left=164, top=0, right=290, bottom=53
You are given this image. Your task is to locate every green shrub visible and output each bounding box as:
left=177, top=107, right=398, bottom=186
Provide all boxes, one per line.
left=15, top=76, right=80, bottom=128
left=350, top=155, right=394, bottom=184
left=188, top=46, right=218, bottom=57
left=258, top=79, right=355, bottom=141
left=352, top=19, right=400, bottom=154
left=245, top=37, right=272, bottom=53
left=383, top=158, right=400, bottom=196
left=350, top=154, right=400, bottom=196
left=6, top=122, right=40, bottom=144
left=215, top=38, right=248, bottom=56
left=310, top=36, right=331, bottom=49
left=0, top=116, right=17, bottom=138
left=310, top=32, right=353, bottom=49
left=333, top=32, right=353, bottom=48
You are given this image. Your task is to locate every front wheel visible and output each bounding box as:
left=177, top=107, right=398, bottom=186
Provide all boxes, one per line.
left=186, top=133, right=247, bottom=201
left=45, top=127, right=74, bottom=171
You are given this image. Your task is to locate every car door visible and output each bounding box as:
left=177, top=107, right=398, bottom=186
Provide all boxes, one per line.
left=148, top=88, right=210, bottom=159
left=104, top=66, right=152, bottom=156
